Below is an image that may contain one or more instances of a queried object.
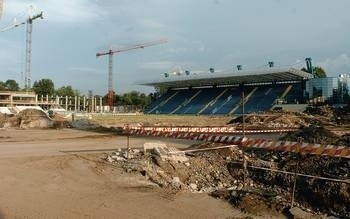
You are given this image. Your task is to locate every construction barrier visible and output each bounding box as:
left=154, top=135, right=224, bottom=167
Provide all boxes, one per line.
left=125, top=128, right=350, bottom=159
left=128, top=126, right=297, bottom=134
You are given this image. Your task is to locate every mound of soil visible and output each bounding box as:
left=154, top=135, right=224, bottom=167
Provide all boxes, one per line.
left=229, top=112, right=309, bottom=128
left=282, top=125, right=349, bottom=146
left=17, top=109, right=54, bottom=128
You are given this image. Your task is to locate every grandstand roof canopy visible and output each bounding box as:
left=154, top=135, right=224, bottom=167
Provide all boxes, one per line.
left=140, top=67, right=313, bottom=89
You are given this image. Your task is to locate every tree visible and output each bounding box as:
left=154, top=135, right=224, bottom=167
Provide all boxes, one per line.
left=0, top=81, right=6, bottom=90
left=313, top=67, right=327, bottom=78
left=106, top=91, right=151, bottom=107
left=33, top=78, right=55, bottom=96
left=121, top=93, right=133, bottom=105
left=56, top=85, right=79, bottom=96
left=5, top=79, right=19, bottom=91
left=301, top=66, right=327, bottom=78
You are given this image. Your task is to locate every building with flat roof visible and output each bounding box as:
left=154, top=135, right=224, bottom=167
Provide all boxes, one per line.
left=140, top=68, right=313, bottom=115
left=0, top=91, right=37, bottom=107
left=141, top=67, right=349, bottom=115
left=305, top=74, right=350, bottom=104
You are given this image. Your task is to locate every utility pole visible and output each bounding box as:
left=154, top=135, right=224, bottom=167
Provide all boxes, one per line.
left=242, top=90, right=245, bottom=137
left=291, top=137, right=303, bottom=207
left=25, top=11, right=43, bottom=90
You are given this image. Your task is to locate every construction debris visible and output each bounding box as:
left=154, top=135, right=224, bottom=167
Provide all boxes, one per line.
left=70, top=119, right=123, bottom=133
left=17, top=109, right=54, bottom=128
left=105, top=142, right=350, bottom=218
left=0, top=108, right=74, bottom=129
left=282, top=125, right=350, bottom=146
left=229, top=112, right=310, bottom=129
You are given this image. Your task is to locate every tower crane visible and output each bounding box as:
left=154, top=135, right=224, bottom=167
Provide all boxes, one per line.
left=0, top=5, right=43, bottom=90
left=0, top=0, right=3, bottom=20
left=96, top=39, right=167, bottom=110
left=24, top=10, right=43, bottom=89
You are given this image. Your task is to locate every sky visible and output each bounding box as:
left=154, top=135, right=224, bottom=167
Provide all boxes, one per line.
left=0, top=0, right=349, bottom=95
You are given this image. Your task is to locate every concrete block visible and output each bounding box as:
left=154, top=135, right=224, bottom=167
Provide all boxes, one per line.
left=143, top=142, right=167, bottom=153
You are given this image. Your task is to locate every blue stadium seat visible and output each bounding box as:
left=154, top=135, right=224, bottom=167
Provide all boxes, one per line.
left=144, top=90, right=176, bottom=113
left=156, top=89, right=196, bottom=114
left=236, top=86, right=286, bottom=113
left=176, top=88, right=222, bottom=114
left=145, top=84, right=300, bottom=115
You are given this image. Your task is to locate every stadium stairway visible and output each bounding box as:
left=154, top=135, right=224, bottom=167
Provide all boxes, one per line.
left=171, top=90, right=202, bottom=114
left=178, top=88, right=224, bottom=114
left=229, top=87, right=258, bottom=114
left=201, top=87, right=241, bottom=114
left=214, top=93, right=241, bottom=114
left=146, top=91, right=178, bottom=114
left=284, top=83, right=304, bottom=104
left=198, top=89, right=228, bottom=115
left=269, top=84, right=293, bottom=110
left=157, top=89, right=196, bottom=114
left=235, top=86, right=286, bottom=113
left=280, top=84, right=293, bottom=100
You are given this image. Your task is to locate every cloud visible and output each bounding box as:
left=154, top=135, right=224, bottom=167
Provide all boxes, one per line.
left=0, top=39, right=23, bottom=71
left=139, top=19, right=165, bottom=29
left=141, top=61, right=176, bottom=70
left=166, top=46, right=207, bottom=54
left=3, top=0, right=101, bottom=24
left=66, top=67, right=104, bottom=78
left=318, top=54, right=350, bottom=76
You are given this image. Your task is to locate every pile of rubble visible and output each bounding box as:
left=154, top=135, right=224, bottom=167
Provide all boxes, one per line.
left=17, top=109, right=54, bottom=128
left=282, top=125, right=350, bottom=146
left=305, top=105, right=336, bottom=119
left=71, top=119, right=123, bottom=133
left=229, top=112, right=310, bottom=129
left=105, top=142, right=350, bottom=217
left=106, top=143, right=243, bottom=193
left=0, top=109, right=69, bottom=129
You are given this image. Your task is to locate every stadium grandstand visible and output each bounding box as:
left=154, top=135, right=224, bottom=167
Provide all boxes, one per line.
left=141, top=67, right=314, bottom=115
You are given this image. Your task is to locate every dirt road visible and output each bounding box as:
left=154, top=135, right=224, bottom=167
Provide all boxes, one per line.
left=0, top=128, right=238, bottom=219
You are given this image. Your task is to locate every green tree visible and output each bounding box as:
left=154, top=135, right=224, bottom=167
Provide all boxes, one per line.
left=313, top=67, right=327, bottom=78
left=5, top=79, right=19, bottom=91
left=109, top=91, right=151, bottom=107
left=33, top=78, right=55, bottom=96
left=0, top=81, right=6, bottom=90
left=56, top=85, right=79, bottom=96
left=301, top=66, right=327, bottom=78
left=121, top=93, right=133, bottom=105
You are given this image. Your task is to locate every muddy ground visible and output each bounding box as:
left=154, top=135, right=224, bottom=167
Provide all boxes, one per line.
left=0, top=128, right=247, bottom=219
left=0, top=106, right=349, bottom=218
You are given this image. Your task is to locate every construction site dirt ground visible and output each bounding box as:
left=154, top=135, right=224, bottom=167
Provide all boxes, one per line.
left=0, top=128, right=247, bottom=219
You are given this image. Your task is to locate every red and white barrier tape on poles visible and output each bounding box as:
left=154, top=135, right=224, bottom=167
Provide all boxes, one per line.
left=124, top=128, right=350, bottom=159
left=128, top=126, right=297, bottom=134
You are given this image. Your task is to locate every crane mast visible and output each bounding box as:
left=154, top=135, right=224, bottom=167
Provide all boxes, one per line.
left=108, top=50, right=113, bottom=108
left=25, top=11, right=43, bottom=90
left=96, top=39, right=167, bottom=111
left=0, top=5, right=43, bottom=90
left=0, top=0, right=3, bottom=20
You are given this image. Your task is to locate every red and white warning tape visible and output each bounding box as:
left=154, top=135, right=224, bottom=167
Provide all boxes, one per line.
left=124, top=128, right=350, bottom=159
left=128, top=126, right=296, bottom=134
